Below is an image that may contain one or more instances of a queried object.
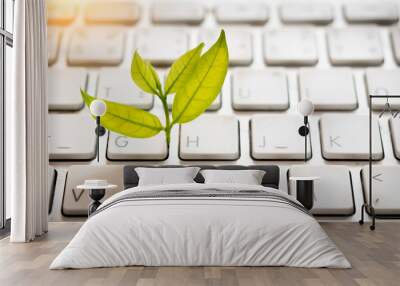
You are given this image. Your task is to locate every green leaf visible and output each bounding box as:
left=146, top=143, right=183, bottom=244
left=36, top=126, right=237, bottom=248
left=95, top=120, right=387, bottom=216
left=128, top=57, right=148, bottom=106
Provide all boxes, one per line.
left=172, top=30, right=229, bottom=124
left=164, top=43, right=204, bottom=95
left=81, top=90, right=163, bottom=138
left=131, top=51, right=162, bottom=95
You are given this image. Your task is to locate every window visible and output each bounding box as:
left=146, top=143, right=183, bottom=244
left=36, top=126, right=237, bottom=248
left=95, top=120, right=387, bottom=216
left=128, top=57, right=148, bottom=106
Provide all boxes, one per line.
left=1, top=0, right=14, bottom=230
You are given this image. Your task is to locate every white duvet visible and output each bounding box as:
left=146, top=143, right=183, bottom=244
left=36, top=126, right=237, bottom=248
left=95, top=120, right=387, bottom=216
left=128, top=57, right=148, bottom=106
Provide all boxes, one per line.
left=50, top=183, right=351, bottom=269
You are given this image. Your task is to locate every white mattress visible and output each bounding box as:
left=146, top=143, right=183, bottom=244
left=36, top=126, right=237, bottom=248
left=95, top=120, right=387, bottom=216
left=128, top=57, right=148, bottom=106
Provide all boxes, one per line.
left=50, top=183, right=351, bottom=269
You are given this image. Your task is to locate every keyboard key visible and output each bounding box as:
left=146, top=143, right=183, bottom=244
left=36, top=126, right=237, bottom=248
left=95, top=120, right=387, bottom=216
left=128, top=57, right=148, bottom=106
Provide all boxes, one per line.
left=391, top=29, right=400, bottom=64
left=68, top=27, right=125, bottom=66
left=84, top=0, right=141, bottom=25
left=48, top=112, right=96, bottom=160
left=389, top=118, right=400, bottom=160
left=47, top=27, right=62, bottom=66
left=365, top=69, right=400, bottom=110
left=107, top=132, right=168, bottom=160
left=199, top=29, right=253, bottom=66
left=289, top=166, right=355, bottom=215
left=344, top=2, right=398, bottom=24
left=214, top=2, right=269, bottom=25
left=319, top=115, right=383, bottom=160
left=151, top=1, right=204, bottom=24
left=97, top=69, right=154, bottom=110
left=327, top=28, right=384, bottom=66
left=48, top=68, right=86, bottom=111
left=179, top=115, right=239, bottom=160
left=361, top=166, right=400, bottom=215
left=232, top=69, right=289, bottom=110
left=279, top=2, right=334, bottom=24
left=263, top=29, right=318, bottom=66
left=135, top=28, right=189, bottom=66
left=299, top=69, right=358, bottom=111
left=47, top=0, right=77, bottom=25
left=63, top=165, right=123, bottom=216
left=48, top=167, right=57, bottom=213
left=251, top=115, right=311, bottom=160
left=167, top=94, right=221, bottom=111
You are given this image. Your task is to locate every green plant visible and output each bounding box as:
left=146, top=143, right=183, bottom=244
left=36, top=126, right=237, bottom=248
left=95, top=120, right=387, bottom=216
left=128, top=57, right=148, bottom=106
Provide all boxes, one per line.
left=81, top=30, right=229, bottom=147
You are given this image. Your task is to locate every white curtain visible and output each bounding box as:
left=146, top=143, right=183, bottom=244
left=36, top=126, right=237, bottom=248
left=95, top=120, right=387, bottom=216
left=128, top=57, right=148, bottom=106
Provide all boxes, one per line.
left=8, top=0, right=48, bottom=242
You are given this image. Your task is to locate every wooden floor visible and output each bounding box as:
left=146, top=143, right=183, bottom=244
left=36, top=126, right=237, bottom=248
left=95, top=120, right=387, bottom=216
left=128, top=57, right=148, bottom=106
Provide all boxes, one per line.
left=0, top=222, right=399, bottom=286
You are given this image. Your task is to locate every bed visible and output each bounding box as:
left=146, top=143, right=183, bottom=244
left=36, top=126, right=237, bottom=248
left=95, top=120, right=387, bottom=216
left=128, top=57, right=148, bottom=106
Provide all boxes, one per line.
left=50, top=165, right=350, bottom=269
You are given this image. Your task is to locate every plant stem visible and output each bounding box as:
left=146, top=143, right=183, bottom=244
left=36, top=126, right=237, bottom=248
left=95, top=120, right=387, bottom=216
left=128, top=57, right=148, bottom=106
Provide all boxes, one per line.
left=160, top=95, right=171, bottom=146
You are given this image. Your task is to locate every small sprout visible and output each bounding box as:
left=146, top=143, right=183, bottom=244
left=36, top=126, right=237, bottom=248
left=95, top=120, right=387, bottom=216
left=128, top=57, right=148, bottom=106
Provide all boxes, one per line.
left=81, top=30, right=229, bottom=148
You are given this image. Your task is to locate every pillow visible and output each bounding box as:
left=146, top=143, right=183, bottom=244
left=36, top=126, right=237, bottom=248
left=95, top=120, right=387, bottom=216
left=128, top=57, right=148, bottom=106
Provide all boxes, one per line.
left=200, top=169, right=266, bottom=185
left=135, top=167, right=201, bottom=186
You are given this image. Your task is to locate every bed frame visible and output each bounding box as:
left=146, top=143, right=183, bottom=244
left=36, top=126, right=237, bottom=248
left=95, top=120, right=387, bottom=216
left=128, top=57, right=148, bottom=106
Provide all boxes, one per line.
left=123, top=165, right=280, bottom=190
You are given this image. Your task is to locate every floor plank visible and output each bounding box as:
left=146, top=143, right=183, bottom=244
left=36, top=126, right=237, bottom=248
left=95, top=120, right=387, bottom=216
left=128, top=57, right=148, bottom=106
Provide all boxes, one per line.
left=0, top=222, right=399, bottom=286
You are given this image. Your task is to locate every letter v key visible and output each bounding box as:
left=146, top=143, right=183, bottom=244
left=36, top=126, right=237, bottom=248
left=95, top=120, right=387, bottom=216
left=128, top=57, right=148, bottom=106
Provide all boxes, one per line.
left=72, top=188, right=85, bottom=202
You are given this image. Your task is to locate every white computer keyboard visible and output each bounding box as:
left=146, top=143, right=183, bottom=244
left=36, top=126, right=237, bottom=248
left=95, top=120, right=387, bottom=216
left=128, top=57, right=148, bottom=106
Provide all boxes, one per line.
left=47, top=0, right=400, bottom=222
